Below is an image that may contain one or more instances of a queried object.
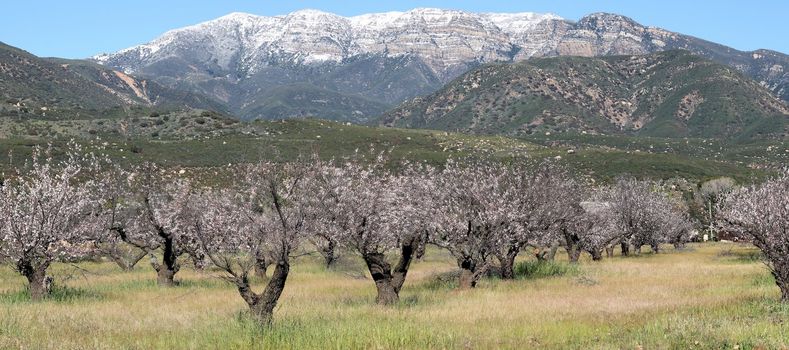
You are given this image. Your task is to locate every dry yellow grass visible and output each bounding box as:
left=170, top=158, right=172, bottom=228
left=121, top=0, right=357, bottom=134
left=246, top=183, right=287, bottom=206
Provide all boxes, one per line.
left=0, top=242, right=786, bottom=349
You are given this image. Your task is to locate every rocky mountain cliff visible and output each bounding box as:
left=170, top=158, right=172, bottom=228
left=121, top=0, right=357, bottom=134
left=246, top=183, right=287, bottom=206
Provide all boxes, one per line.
left=381, top=51, right=789, bottom=140
left=93, top=9, right=559, bottom=79
left=91, top=9, right=789, bottom=122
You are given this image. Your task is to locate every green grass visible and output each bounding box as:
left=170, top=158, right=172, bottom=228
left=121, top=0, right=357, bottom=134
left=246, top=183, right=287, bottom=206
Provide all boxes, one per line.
left=513, top=260, right=579, bottom=279
left=0, top=285, right=103, bottom=304
left=0, top=243, right=787, bottom=349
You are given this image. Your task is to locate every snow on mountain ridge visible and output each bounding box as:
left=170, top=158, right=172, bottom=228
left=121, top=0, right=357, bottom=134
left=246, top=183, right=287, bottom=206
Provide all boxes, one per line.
left=93, top=8, right=564, bottom=74
left=482, top=12, right=564, bottom=33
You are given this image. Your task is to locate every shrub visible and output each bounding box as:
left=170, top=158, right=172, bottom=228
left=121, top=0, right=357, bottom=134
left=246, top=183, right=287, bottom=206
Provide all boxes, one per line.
left=513, top=260, right=579, bottom=280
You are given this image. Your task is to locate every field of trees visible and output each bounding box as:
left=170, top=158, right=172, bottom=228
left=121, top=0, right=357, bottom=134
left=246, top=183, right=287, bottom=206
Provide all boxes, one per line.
left=0, top=142, right=787, bottom=349
left=0, top=243, right=787, bottom=349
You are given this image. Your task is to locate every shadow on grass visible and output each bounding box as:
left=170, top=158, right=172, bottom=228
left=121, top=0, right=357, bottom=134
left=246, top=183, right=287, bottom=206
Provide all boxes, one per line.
left=420, top=260, right=581, bottom=291
left=717, top=248, right=763, bottom=263
left=0, top=284, right=103, bottom=304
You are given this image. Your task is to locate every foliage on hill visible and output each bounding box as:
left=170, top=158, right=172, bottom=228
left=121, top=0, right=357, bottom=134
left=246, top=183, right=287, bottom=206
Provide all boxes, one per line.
left=0, top=116, right=782, bottom=183
left=382, top=51, right=789, bottom=140
left=0, top=42, right=227, bottom=120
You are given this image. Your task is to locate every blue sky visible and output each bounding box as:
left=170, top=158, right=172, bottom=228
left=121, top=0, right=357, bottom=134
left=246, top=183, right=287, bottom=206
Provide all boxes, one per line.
left=2, top=0, right=787, bottom=58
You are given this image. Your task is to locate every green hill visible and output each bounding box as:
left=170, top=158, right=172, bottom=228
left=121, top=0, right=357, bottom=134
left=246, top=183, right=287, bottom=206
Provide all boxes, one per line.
left=0, top=42, right=226, bottom=120
left=381, top=51, right=789, bottom=141
left=1, top=115, right=784, bottom=183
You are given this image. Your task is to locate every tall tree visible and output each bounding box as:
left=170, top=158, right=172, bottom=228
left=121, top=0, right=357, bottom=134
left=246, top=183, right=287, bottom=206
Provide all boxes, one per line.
left=699, top=177, right=736, bottom=239
left=0, top=144, right=102, bottom=300
left=189, top=162, right=314, bottom=325
left=718, top=171, right=789, bottom=302
left=310, top=157, right=433, bottom=304
left=600, top=177, right=693, bottom=256
left=102, top=163, right=197, bottom=286
left=432, top=160, right=523, bottom=287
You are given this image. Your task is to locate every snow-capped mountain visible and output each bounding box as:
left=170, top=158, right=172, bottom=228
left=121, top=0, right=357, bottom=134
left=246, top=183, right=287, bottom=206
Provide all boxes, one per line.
left=94, top=8, right=561, bottom=77
left=92, top=8, right=788, bottom=121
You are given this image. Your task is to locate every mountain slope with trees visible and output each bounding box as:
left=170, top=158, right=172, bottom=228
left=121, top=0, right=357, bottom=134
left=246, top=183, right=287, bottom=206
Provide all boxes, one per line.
left=381, top=51, right=789, bottom=140
left=0, top=42, right=227, bottom=120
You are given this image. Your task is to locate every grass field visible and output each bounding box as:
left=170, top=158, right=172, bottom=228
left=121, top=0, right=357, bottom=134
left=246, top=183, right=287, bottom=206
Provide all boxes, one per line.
left=0, top=242, right=786, bottom=349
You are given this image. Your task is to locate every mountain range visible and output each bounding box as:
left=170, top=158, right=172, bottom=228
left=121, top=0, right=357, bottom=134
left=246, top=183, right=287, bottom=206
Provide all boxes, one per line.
left=0, top=8, right=787, bottom=142
left=91, top=8, right=788, bottom=122
left=381, top=50, right=789, bottom=140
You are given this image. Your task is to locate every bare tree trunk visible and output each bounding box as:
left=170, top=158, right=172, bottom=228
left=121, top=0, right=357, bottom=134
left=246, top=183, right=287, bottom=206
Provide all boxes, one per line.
left=587, top=248, right=603, bottom=261
left=109, top=249, right=148, bottom=271
left=152, top=234, right=179, bottom=286
left=497, top=255, right=516, bottom=280
left=457, top=258, right=486, bottom=289
left=361, top=238, right=419, bottom=305
left=110, top=255, right=132, bottom=271
left=620, top=241, right=630, bottom=256
left=127, top=250, right=148, bottom=271
left=534, top=242, right=559, bottom=262
left=156, top=267, right=176, bottom=286
left=561, top=228, right=581, bottom=263
left=26, top=270, right=51, bottom=301
left=110, top=225, right=159, bottom=273
left=651, top=243, right=660, bottom=254
left=319, top=239, right=338, bottom=268
left=497, top=245, right=520, bottom=280
left=362, top=253, right=399, bottom=305
left=17, top=259, right=51, bottom=301
left=238, top=260, right=290, bottom=325
left=605, top=245, right=615, bottom=258
left=391, top=238, right=417, bottom=292
left=568, top=245, right=582, bottom=263
left=190, top=253, right=207, bottom=272
left=254, top=252, right=270, bottom=279
left=545, top=241, right=560, bottom=261
left=772, top=269, right=789, bottom=303
left=374, top=277, right=399, bottom=305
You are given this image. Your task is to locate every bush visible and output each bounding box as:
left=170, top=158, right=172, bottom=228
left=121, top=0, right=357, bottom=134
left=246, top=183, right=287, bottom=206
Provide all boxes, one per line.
left=422, top=271, right=461, bottom=290
left=513, top=260, right=579, bottom=280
